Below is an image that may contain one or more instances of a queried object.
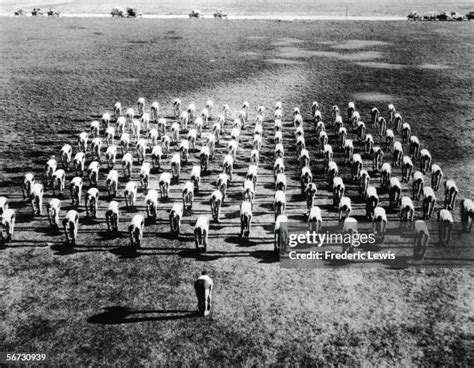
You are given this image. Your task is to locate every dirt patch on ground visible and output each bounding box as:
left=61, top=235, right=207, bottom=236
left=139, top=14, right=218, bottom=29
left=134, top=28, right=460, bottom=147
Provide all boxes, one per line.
left=276, top=47, right=339, bottom=60
left=265, top=58, right=306, bottom=65
left=163, top=35, right=183, bottom=40
left=317, top=40, right=337, bottom=45
left=339, top=50, right=383, bottom=60
left=352, top=92, right=398, bottom=102
left=331, top=39, right=390, bottom=49
left=275, top=48, right=382, bottom=61
left=241, top=51, right=260, bottom=58
left=356, top=61, right=406, bottom=69
left=305, top=50, right=341, bottom=58
left=279, top=37, right=304, bottom=43
left=418, top=63, right=452, bottom=70
left=274, top=46, right=310, bottom=58
left=356, top=61, right=453, bottom=71
left=246, top=36, right=268, bottom=40
left=456, top=100, right=474, bottom=108
left=271, top=37, right=305, bottom=46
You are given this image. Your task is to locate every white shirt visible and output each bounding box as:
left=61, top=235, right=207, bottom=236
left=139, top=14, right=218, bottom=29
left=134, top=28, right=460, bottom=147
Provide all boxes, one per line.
left=197, top=275, right=213, bottom=288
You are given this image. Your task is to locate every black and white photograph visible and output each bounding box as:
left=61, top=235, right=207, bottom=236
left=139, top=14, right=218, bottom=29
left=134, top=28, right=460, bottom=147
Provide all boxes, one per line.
left=0, top=0, right=473, bottom=366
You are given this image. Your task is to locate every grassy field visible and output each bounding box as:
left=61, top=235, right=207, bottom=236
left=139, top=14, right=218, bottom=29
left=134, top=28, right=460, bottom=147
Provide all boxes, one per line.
left=0, top=17, right=473, bottom=366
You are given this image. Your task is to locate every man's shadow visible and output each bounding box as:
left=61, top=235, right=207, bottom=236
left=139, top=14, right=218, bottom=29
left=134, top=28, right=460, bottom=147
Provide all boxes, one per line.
left=87, top=306, right=199, bottom=324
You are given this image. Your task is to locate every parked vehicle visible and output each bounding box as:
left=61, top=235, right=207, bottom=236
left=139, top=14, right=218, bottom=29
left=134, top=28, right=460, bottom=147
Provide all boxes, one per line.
left=422, top=12, right=437, bottom=21
left=111, top=7, right=127, bottom=17
left=214, top=10, right=228, bottom=19
left=466, top=11, right=474, bottom=20
left=111, top=7, right=141, bottom=17
left=450, top=12, right=466, bottom=21
left=407, top=11, right=421, bottom=20
left=189, top=10, right=204, bottom=18
left=126, top=8, right=142, bottom=17
left=14, top=9, right=26, bottom=16
left=31, top=8, right=44, bottom=16
left=436, top=11, right=451, bottom=21
left=419, top=10, right=468, bottom=21
left=47, top=9, right=60, bottom=17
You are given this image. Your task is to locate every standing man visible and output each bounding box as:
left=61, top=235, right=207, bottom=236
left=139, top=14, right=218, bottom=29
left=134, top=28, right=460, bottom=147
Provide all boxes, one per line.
left=194, top=271, right=213, bottom=317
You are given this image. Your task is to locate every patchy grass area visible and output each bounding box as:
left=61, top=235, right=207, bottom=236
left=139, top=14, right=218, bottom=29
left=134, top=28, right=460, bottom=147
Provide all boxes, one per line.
left=0, top=18, right=473, bottom=366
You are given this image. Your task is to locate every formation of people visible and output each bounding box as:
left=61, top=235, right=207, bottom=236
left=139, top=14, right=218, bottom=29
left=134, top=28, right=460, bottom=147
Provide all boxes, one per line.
left=271, top=102, right=472, bottom=259
left=1, top=97, right=474, bottom=315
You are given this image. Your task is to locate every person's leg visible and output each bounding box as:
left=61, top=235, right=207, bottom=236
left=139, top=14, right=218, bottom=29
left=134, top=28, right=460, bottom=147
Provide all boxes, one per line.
left=420, top=234, right=428, bottom=260
left=204, top=288, right=211, bottom=316
left=194, top=229, right=199, bottom=249
left=10, top=216, right=16, bottom=239
left=413, top=234, right=420, bottom=258
left=446, top=223, right=453, bottom=246
left=195, top=280, right=206, bottom=316
left=439, top=223, right=445, bottom=246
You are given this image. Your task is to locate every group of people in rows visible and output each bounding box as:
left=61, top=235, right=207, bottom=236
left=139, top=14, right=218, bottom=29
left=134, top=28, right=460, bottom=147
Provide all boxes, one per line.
left=1, top=97, right=473, bottom=315
left=1, top=98, right=473, bottom=257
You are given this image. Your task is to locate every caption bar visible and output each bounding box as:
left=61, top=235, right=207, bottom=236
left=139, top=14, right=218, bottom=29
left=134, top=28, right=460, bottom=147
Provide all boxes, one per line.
left=277, top=221, right=474, bottom=269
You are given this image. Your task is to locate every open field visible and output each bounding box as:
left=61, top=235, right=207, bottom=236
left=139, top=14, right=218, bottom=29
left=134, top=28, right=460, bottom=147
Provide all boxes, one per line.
left=1, top=17, right=473, bottom=366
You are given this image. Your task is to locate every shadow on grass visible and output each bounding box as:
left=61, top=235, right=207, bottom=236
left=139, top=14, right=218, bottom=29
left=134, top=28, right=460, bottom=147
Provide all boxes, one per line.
left=385, top=207, right=400, bottom=215
left=33, top=226, right=63, bottom=236
left=253, top=250, right=279, bottom=263
left=15, top=213, right=36, bottom=224
left=259, top=202, right=274, bottom=211
left=178, top=249, right=278, bottom=263
left=3, top=200, right=28, bottom=209
left=380, top=255, right=411, bottom=269
left=50, top=243, right=76, bottom=255
left=109, top=246, right=140, bottom=259
left=262, top=223, right=275, bottom=234
left=108, top=244, right=193, bottom=258
left=59, top=204, right=85, bottom=212
left=96, top=231, right=128, bottom=240
left=288, top=213, right=306, bottom=222
left=121, top=206, right=140, bottom=214
left=51, top=241, right=114, bottom=252
left=224, top=236, right=273, bottom=247
left=359, top=243, right=384, bottom=252
left=151, top=231, right=179, bottom=240
left=87, top=306, right=199, bottom=324
left=288, top=193, right=305, bottom=202
left=224, top=211, right=240, bottom=220
left=79, top=217, right=101, bottom=226
left=144, top=231, right=194, bottom=243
